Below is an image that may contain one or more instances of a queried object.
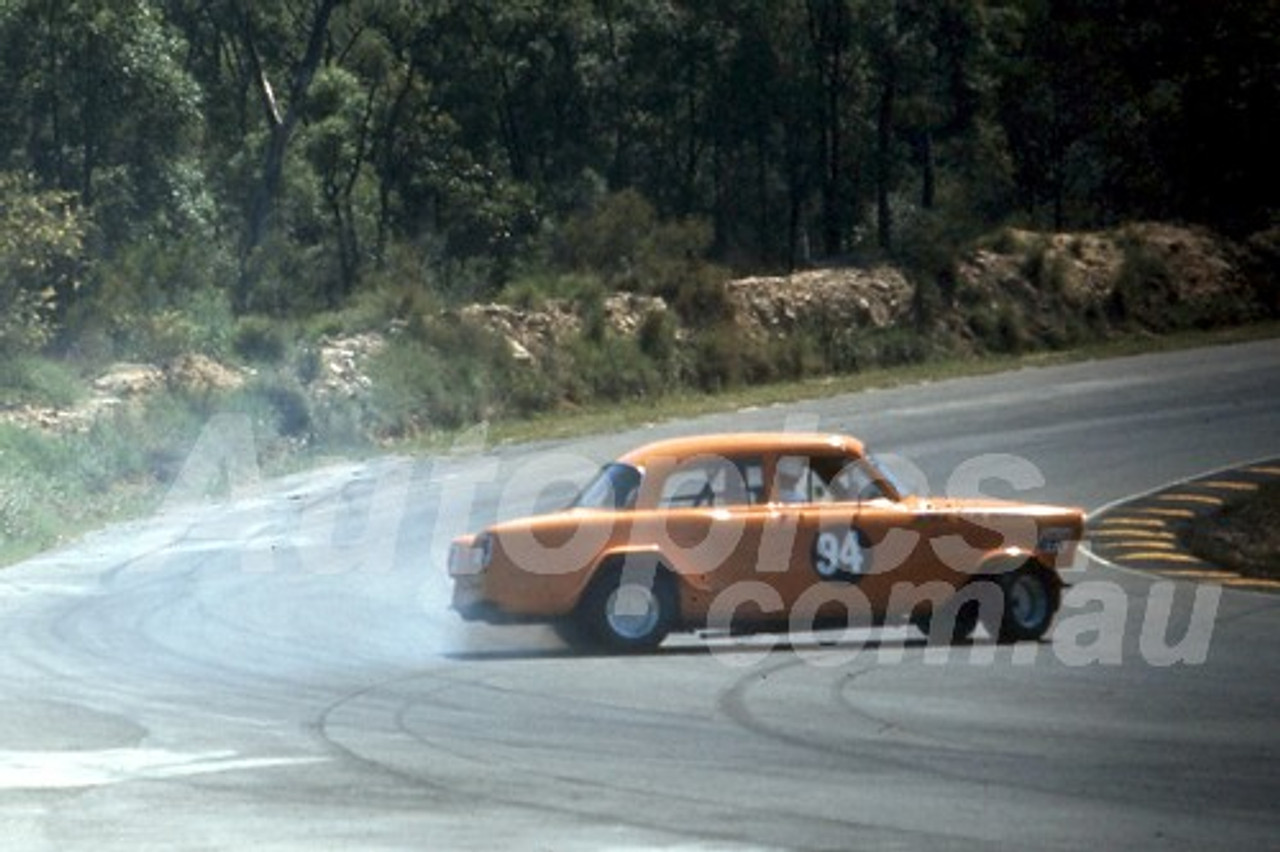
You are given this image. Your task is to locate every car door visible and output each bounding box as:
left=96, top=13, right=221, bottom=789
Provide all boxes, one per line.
left=780, top=453, right=926, bottom=626
left=639, top=454, right=771, bottom=623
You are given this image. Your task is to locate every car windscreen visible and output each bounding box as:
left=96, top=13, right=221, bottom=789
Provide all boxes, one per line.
left=571, top=463, right=642, bottom=510
left=866, top=453, right=912, bottom=499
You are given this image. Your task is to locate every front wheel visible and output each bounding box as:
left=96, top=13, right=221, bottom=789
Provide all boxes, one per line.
left=986, top=563, right=1061, bottom=643
left=569, top=565, right=678, bottom=652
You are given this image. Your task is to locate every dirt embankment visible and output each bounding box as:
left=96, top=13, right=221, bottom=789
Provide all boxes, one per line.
left=1189, top=482, right=1280, bottom=580
left=5, top=222, right=1276, bottom=435
left=459, top=222, right=1276, bottom=361
left=944, top=222, right=1272, bottom=350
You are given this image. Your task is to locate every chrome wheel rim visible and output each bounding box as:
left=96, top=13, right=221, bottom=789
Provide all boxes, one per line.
left=605, top=585, right=661, bottom=640
left=1009, top=574, right=1049, bottom=629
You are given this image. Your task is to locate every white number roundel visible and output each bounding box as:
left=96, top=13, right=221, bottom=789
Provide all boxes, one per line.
left=814, top=530, right=866, bottom=579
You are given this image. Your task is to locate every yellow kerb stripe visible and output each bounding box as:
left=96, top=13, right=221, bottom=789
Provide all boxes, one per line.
left=1095, top=517, right=1168, bottom=529
left=1158, top=568, right=1235, bottom=579
left=1112, top=541, right=1177, bottom=552
left=1199, top=480, right=1259, bottom=492
left=1135, top=508, right=1197, bottom=519
left=1156, top=493, right=1225, bottom=507
left=1121, top=552, right=1203, bottom=564
left=1091, top=529, right=1177, bottom=540
left=1222, top=577, right=1280, bottom=590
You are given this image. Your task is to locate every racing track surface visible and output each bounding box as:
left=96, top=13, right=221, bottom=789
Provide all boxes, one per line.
left=1, top=339, right=1278, bottom=850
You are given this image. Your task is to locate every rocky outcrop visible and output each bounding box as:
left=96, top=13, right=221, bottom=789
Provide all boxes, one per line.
left=457, top=293, right=669, bottom=361
left=457, top=302, right=580, bottom=362
left=726, top=266, right=914, bottom=337
left=312, top=333, right=387, bottom=398
left=955, top=223, right=1254, bottom=314
left=2, top=357, right=247, bottom=433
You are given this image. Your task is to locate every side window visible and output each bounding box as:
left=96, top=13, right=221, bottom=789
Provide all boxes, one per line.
left=657, top=456, right=764, bottom=508
left=775, top=454, right=878, bottom=504
left=774, top=456, right=824, bottom=504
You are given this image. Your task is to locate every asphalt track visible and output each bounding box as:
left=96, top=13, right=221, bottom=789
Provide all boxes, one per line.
left=1, top=339, right=1278, bottom=850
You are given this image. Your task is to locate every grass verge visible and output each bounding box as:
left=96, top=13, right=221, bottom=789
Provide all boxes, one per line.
left=483, top=321, right=1280, bottom=445
left=2, top=320, right=1279, bottom=567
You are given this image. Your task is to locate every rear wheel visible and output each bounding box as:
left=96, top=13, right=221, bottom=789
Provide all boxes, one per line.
left=911, top=595, right=981, bottom=645
left=569, top=564, right=678, bottom=652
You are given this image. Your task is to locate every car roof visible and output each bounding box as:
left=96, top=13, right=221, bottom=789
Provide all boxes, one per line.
left=617, top=432, right=866, bottom=466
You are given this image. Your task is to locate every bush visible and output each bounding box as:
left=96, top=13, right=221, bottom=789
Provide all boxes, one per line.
left=686, top=322, right=762, bottom=392
left=1021, top=239, right=1069, bottom=293
left=552, top=189, right=729, bottom=318
left=67, top=236, right=236, bottom=362
left=0, top=357, right=85, bottom=408
left=968, top=302, right=1029, bottom=354
left=565, top=333, right=663, bottom=403
left=500, top=272, right=605, bottom=312
left=0, top=172, right=87, bottom=357
left=233, top=315, right=289, bottom=364
left=368, top=326, right=509, bottom=435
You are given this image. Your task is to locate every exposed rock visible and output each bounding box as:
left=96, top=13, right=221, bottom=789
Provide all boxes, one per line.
left=313, top=332, right=387, bottom=399
left=457, top=302, right=580, bottom=361
left=602, top=293, right=668, bottom=336
left=2, top=357, right=246, bottom=433
left=727, top=266, right=914, bottom=337
left=92, top=363, right=165, bottom=397
left=167, top=354, right=246, bottom=394
left=0, top=403, right=96, bottom=433
left=457, top=294, right=670, bottom=362
left=955, top=223, right=1251, bottom=315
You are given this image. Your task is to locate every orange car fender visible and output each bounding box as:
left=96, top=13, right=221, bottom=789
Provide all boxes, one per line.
left=972, top=547, right=1050, bottom=581
left=574, top=544, right=712, bottom=602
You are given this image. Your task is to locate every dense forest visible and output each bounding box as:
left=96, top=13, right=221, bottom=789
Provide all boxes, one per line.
left=2, top=0, right=1275, bottom=331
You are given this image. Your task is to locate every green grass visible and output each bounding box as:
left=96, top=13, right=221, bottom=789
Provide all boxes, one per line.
left=481, top=320, right=1280, bottom=446
left=2, top=319, right=1278, bottom=568
left=0, top=420, right=161, bottom=564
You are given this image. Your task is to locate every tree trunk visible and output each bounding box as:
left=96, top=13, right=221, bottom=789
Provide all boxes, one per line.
left=235, top=0, right=339, bottom=313
left=876, top=72, right=895, bottom=250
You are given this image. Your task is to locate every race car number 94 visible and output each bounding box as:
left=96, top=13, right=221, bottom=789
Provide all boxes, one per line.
left=813, top=529, right=867, bottom=580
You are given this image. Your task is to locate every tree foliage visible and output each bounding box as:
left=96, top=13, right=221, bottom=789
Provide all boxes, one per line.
left=0, top=173, right=87, bottom=354
left=0, top=0, right=1271, bottom=335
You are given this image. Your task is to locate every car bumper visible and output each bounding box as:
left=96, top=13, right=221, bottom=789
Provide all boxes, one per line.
left=451, top=578, right=540, bottom=625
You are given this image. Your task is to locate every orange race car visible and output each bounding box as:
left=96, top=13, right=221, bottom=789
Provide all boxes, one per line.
left=448, top=432, right=1084, bottom=651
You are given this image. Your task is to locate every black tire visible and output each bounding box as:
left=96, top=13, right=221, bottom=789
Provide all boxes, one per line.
left=912, top=594, right=981, bottom=645
left=571, top=564, right=678, bottom=652
left=985, top=563, right=1061, bottom=643
left=551, top=617, right=597, bottom=651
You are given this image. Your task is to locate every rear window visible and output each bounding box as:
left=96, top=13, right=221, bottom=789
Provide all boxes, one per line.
left=572, top=463, right=642, bottom=510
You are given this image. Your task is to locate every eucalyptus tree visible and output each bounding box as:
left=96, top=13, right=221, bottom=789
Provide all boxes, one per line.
left=0, top=0, right=205, bottom=245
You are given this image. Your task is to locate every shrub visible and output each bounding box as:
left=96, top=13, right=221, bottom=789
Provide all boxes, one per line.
left=0, top=356, right=85, bottom=408
left=1110, top=234, right=1174, bottom=329
left=233, top=315, right=289, bottom=364
left=558, top=189, right=656, bottom=285
left=1021, top=239, right=1069, bottom=293
left=368, top=332, right=506, bottom=435
left=968, top=303, right=1028, bottom=354
left=685, top=322, right=767, bottom=392
left=0, top=172, right=87, bottom=357
left=68, top=235, right=236, bottom=361
left=566, top=333, right=662, bottom=403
